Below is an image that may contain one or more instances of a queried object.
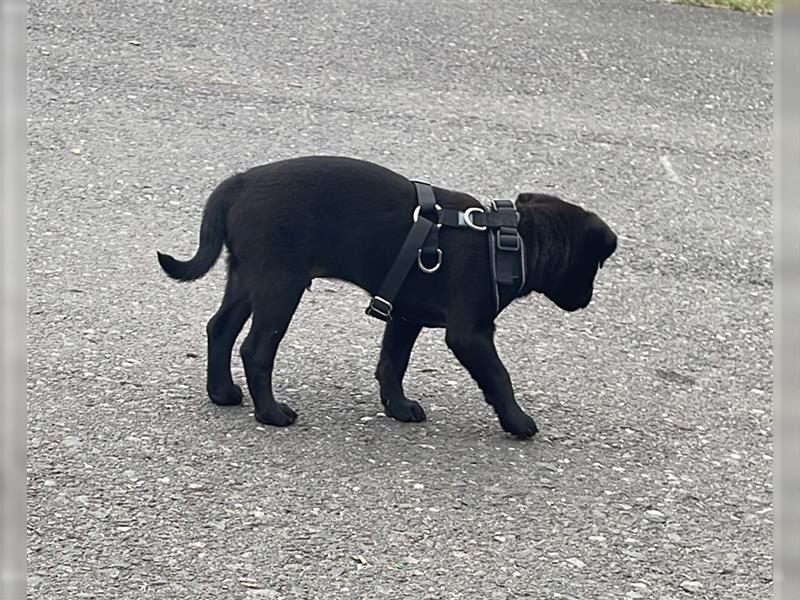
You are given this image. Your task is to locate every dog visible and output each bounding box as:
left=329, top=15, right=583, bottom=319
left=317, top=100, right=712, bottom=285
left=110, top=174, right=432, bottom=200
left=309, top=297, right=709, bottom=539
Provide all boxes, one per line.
left=157, top=156, right=617, bottom=438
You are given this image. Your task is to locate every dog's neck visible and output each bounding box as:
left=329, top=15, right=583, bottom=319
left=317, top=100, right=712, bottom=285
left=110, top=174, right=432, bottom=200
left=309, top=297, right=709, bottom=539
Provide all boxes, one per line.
left=515, top=202, right=569, bottom=297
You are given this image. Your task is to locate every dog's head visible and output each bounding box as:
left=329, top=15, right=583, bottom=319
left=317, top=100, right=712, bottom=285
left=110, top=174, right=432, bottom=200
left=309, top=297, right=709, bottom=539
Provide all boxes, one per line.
left=516, top=193, right=617, bottom=312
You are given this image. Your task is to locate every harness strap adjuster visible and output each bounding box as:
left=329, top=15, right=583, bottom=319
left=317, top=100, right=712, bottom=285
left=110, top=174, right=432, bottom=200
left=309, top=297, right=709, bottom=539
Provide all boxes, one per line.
left=365, top=296, right=393, bottom=322
left=496, top=227, right=521, bottom=252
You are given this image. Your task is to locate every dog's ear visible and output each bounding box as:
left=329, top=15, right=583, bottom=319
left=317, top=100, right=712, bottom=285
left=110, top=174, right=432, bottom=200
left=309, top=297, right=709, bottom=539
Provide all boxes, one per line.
left=586, top=221, right=617, bottom=268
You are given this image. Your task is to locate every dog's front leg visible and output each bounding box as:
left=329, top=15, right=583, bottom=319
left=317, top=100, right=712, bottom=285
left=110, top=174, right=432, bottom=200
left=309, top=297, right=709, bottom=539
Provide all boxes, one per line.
left=375, top=319, right=426, bottom=422
left=445, top=322, right=538, bottom=439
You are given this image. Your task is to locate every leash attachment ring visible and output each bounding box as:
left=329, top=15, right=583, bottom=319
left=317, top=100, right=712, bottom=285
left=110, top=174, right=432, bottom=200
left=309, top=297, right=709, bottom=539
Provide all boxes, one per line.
left=463, top=206, right=487, bottom=231
left=417, top=248, right=442, bottom=273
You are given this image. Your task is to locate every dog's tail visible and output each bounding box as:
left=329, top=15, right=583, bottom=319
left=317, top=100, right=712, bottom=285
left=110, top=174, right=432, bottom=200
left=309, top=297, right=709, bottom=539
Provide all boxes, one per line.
left=157, top=174, right=242, bottom=281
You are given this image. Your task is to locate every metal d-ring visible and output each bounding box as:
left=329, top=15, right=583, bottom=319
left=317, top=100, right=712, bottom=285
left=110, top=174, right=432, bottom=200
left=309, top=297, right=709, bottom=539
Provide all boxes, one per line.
left=413, top=204, right=443, bottom=225
left=463, top=206, right=487, bottom=231
left=417, top=248, right=442, bottom=273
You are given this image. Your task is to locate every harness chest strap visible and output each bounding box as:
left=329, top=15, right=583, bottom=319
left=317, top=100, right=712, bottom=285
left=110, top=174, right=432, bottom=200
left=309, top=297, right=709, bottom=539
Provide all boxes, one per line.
left=486, top=199, right=527, bottom=313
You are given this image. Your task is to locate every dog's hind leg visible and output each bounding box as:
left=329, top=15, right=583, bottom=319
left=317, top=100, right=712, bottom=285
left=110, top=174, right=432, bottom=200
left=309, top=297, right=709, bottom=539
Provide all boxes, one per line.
left=206, top=265, right=252, bottom=406
left=239, top=273, right=307, bottom=427
left=375, top=319, right=426, bottom=423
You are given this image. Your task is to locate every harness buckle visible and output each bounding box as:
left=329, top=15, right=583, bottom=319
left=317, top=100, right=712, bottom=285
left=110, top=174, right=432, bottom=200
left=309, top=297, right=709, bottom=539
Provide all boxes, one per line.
left=496, top=228, right=521, bottom=252
left=365, top=296, right=393, bottom=322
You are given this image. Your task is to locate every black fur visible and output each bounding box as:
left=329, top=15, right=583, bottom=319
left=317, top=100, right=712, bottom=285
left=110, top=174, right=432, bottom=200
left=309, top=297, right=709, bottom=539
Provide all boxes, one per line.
left=158, top=156, right=617, bottom=438
left=157, top=176, right=242, bottom=280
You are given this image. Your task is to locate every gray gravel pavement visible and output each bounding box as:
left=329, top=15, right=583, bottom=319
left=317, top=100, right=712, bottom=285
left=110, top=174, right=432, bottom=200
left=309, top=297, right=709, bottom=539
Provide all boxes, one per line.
left=27, top=1, right=773, bottom=599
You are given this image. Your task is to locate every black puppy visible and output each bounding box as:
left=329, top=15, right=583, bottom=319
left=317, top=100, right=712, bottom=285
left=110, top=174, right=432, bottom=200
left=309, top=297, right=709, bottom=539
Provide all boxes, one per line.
left=158, top=156, right=616, bottom=438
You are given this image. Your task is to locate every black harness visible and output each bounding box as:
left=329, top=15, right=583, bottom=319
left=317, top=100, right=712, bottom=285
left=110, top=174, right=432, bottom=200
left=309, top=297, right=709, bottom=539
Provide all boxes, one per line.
left=366, top=181, right=526, bottom=322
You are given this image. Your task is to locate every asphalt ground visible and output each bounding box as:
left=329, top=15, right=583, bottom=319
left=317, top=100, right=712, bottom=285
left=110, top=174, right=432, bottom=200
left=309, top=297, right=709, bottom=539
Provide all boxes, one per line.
left=27, top=1, right=773, bottom=599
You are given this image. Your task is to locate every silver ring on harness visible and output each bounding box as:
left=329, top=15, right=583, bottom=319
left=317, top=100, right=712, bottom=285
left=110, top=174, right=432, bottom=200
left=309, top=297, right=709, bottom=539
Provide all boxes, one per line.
left=463, top=206, right=487, bottom=231
left=412, top=204, right=442, bottom=226
left=417, top=248, right=442, bottom=273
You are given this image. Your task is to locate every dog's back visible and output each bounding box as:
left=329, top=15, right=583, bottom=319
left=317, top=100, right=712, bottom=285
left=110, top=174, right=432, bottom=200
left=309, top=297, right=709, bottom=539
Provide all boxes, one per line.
left=226, top=156, right=416, bottom=288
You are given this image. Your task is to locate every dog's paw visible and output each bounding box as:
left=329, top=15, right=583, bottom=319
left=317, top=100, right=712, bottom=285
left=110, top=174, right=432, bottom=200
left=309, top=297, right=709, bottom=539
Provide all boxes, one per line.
left=254, top=403, right=298, bottom=427
left=276, top=402, right=298, bottom=422
left=498, top=410, right=539, bottom=439
left=209, top=385, right=244, bottom=406
left=384, top=398, right=427, bottom=423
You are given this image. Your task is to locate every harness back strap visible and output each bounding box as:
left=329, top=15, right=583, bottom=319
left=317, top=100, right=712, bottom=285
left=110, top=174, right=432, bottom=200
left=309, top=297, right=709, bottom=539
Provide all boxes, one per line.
left=438, top=207, right=518, bottom=229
